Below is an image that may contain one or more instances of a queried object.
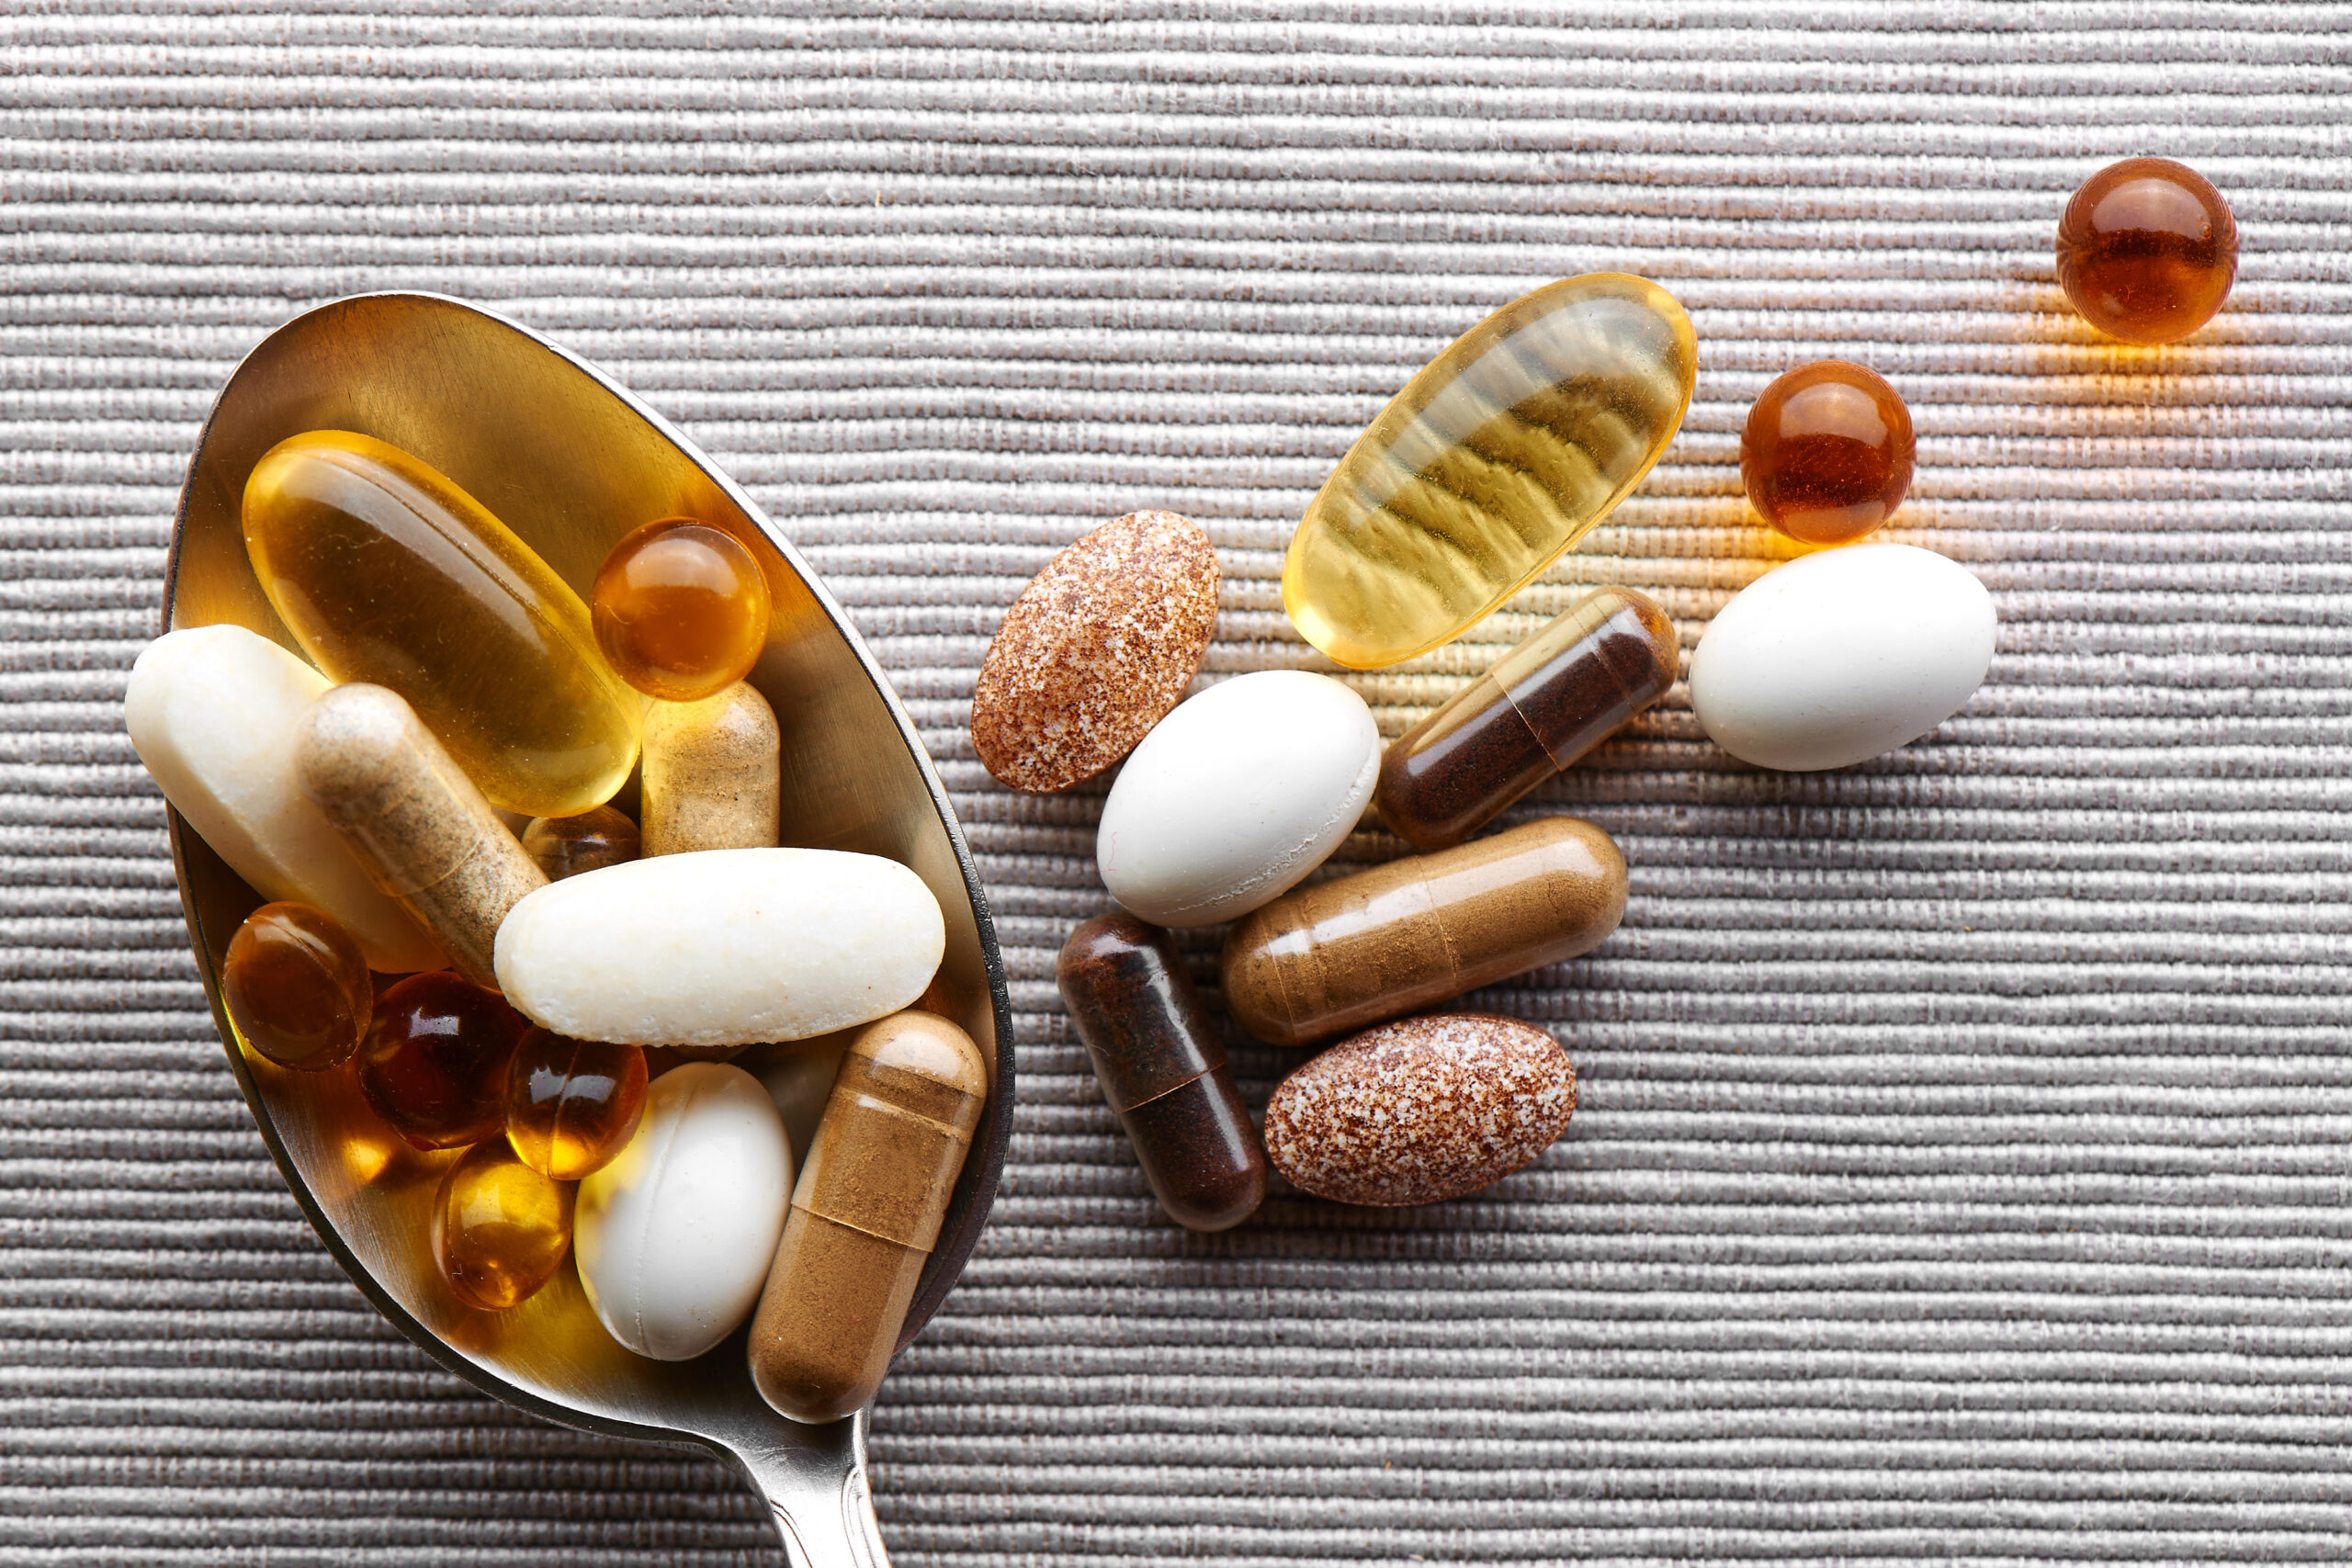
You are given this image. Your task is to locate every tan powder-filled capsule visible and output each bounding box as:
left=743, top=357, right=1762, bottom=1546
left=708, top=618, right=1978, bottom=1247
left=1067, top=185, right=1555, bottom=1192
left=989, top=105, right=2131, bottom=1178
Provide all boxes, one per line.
left=641, top=682, right=781, bottom=856
left=1217, top=816, right=1626, bottom=1047
left=297, top=683, right=549, bottom=989
left=748, top=1010, right=987, bottom=1424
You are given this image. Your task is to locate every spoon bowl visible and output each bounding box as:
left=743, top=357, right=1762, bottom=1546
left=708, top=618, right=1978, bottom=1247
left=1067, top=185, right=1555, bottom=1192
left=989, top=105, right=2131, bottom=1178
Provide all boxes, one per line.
left=162, top=292, right=1014, bottom=1567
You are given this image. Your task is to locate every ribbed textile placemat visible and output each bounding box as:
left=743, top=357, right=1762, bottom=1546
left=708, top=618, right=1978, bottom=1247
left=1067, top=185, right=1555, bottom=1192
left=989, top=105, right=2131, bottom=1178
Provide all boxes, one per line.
left=6, top=4, right=2351, bottom=1562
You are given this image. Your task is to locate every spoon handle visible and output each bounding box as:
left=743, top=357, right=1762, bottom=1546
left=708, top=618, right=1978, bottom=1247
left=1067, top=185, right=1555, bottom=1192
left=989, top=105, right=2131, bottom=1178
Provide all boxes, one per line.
left=725, top=1411, right=892, bottom=1568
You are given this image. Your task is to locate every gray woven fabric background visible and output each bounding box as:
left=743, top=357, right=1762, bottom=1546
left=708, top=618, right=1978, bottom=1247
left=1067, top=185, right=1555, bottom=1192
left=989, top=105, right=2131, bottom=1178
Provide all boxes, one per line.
left=7, top=3, right=2351, bottom=1562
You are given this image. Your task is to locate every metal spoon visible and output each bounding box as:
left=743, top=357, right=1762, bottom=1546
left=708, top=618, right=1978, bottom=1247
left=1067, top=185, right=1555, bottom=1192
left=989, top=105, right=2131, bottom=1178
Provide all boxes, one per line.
left=160, top=292, right=1014, bottom=1568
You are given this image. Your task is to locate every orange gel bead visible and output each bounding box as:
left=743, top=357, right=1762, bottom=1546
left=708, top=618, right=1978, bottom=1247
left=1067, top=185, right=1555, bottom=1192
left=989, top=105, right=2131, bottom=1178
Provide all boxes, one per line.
left=220, top=902, right=372, bottom=1071
left=505, top=1030, right=649, bottom=1180
left=2056, top=158, right=2237, bottom=345
left=520, top=806, right=640, bottom=882
left=591, top=518, right=771, bottom=702
left=1740, top=360, right=1916, bottom=547
left=433, top=1137, right=575, bottom=1312
left=358, top=970, right=526, bottom=1150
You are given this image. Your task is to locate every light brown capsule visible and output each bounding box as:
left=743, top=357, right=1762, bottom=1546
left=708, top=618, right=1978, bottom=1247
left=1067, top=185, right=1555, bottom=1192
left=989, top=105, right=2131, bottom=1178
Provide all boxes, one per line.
left=1217, top=816, right=1626, bottom=1047
left=641, top=682, right=781, bottom=856
left=748, top=1010, right=987, bottom=1424
left=296, top=683, right=549, bottom=989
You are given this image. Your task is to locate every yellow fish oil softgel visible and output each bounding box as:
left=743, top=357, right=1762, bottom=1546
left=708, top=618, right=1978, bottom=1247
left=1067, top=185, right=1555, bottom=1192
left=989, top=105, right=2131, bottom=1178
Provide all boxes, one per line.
left=1283, top=274, right=1696, bottom=670
left=243, top=431, right=641, bottom=818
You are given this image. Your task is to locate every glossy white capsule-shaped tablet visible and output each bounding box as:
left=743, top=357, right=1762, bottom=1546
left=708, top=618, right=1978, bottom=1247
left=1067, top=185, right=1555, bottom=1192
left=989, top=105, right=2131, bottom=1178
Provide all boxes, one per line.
left=125, top=625, right=444, bottom=974
left=576, top=1063, right=792, bottom=1360
left=1690, top=544, right=1996, bottom=773
left=1095, top=671, right=1379, bottom=928
left=492, top=847, right=946, bottom=1047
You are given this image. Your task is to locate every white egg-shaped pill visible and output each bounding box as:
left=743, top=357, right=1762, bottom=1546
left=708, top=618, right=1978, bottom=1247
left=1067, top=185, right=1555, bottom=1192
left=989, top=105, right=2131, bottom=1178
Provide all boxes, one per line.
left=576, top=1063, right=792, bottom=1360
left=493, top=847, right=945, bottom=1047
left=125, top=625, right=444, bottom=973
left=1096, top=670, right=1379, bottom=928
left=1690, top=544, right=1996, bottom=773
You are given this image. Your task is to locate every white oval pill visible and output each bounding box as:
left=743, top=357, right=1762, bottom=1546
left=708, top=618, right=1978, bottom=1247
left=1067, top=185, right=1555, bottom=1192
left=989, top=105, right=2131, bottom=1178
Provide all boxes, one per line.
left=576, top=1063, right=791, bottom=1360
left=1096, top=670, right=1378, bottom=928
left=125, top=625, right=444, bottom=973
left=1689, top=543, right=1996, bottom=773
left=492, top=847, right=945, bottom=1047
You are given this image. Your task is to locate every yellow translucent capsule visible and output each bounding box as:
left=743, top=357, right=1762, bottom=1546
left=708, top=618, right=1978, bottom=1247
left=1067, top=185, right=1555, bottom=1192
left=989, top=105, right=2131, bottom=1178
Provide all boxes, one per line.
left=1283, top=274, right=1696, bottom=670
left=243, top=431, right=640, bottom=818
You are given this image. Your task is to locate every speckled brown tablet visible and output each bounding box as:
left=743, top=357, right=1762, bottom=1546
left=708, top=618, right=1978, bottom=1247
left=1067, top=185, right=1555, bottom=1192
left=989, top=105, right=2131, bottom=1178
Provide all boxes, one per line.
left=970, top=510, right=1218, bottom=793
left=1263, top=1014, right=1576, bottom=1206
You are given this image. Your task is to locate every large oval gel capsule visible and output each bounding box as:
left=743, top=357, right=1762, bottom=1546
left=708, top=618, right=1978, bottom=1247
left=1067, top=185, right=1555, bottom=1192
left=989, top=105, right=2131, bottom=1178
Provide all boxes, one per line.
left=243, top=430, right=641, bottom=818
left=1283, top=275, right=1696, bottom=670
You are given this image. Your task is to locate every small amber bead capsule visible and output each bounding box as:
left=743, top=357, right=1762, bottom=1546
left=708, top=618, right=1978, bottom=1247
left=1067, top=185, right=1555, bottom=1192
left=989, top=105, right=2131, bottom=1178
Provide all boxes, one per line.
left=1057, top=913, right=1266, bottom=1233
left=1219, top=816, right=1627, bottom=1048
left=1376, top=587, right=1678, bottom=852
left=505, top=1030, right=649, bottom=1180
left=1740, top=361, right=1916, bottom=547
left=433, top=1137, right=575, bottom=1312
left=220, top=901, right=373, bottom=1071
left=592, top=518, right=773, bottom=703
left=521, top=806, right=640, bottom=882
left=2056, top=157, right=2237, bottom=345
left=749, top=1010, right=987, bottom=1424
left=358, top=970, right=527, bottom=1150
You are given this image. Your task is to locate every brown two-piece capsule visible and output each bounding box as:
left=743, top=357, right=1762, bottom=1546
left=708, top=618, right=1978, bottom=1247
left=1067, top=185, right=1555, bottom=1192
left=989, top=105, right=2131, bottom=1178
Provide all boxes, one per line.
left=641, top=682, right=781, bottom=856
left=1057, top=912, right=1266, bottom=1233
left=1218, top=816, right=1627, bottom=1047
left=297, top=683, right=548, bottom=989
left=1377, top=586, right=1677, bottom=852
left=749, top=1009, right=987, bottom=1424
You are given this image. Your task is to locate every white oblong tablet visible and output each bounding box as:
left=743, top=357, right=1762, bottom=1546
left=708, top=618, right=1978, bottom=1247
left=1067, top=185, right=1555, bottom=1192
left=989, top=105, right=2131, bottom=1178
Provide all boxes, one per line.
left=1690, top=544, right=1995, bottom=773
left=576, top=1063, right=792, bottom=1361
left=492, top=847, right=946, bottom=1047
left=125, top=624, right=444, bottom=973
left=1095, top=670, right=1379, bottom=928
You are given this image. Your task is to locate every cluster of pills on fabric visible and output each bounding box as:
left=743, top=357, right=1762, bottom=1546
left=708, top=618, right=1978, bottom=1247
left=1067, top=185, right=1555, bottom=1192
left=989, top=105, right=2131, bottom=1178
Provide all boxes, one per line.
left=980, top=157, right=2238, bottom=1228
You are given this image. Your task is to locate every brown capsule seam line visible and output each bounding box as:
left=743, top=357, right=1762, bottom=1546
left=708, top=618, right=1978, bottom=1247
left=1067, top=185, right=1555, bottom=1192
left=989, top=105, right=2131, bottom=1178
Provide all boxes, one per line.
left=1488, top=685, right=1563, bottom=778
left=1109, top=1062, right=1214, bottom=1118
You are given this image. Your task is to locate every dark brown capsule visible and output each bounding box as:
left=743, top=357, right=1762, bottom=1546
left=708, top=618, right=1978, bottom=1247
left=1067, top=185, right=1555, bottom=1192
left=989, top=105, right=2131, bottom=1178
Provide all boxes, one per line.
left=1376, top=587, right=1677, bottom=852
left=1057, top=911, right=1266, bottom=1233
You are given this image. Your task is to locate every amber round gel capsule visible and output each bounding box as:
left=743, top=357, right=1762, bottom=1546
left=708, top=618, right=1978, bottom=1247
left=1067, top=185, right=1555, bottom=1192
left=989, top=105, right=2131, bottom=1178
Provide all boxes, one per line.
left=1219, top=816, right=1627, bottom=1048
left=1057, top=912, right=1266, bottom=1233
left=1376, top=586, right=1679, bottom=852
left=593, top=518, right=773, bottom=702
left=1740, top=361, right=1916, bottom=547
left=505, top=1030, right=649, bottom=1180
left=521, top=807, right=640, bottom=882
left=433, top=1137, right=575, bottom=1312
left=2056, top=157, right=2237, bottom=345
left=749, top=1010, right=988, bottom=1424
left=220, top=902, right=372, bottom=1071
left=243, top=431, right=641, bottom=818
left=358, top=970, right=527, bottom=1150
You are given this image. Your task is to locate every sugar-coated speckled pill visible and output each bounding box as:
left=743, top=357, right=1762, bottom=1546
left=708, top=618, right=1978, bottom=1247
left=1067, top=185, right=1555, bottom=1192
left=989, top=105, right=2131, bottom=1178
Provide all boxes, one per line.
left=1263, top=1013, right=1577, bottom=1206
left=970, top=510, right=1219, bottom=794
